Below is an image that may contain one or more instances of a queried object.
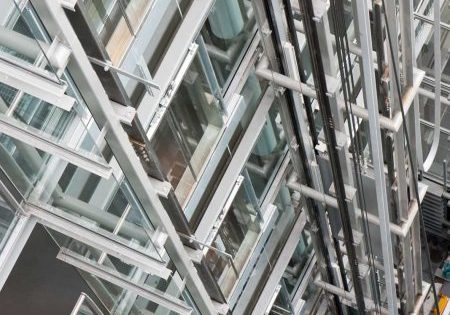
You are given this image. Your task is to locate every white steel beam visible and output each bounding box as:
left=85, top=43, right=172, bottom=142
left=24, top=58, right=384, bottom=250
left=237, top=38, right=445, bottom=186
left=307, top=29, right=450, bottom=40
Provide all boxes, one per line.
left=0, top=56, right=74, bottom=111
left=0, top=113, right=112, bottom=179
left=58, top=248, right=193, bottom=315
left=25, top=201, right=171, bottom=279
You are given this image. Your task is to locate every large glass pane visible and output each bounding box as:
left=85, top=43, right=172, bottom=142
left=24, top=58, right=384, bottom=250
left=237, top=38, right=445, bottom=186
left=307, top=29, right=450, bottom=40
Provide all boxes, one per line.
left=187, top=70, right=267, bottom=224
left=0, top=79, right=106, bottom=162
left=205, top=178, right=262, bottom=298
left=81, top=0, right=133, bottom=65
left=146, top=0, right=192, bottom=76
left=202, top=0, right=256, bottom=91
left=0, top=0, right=60, bottom=79
left=35, top=158, right=162, bottom=260
left=246, top=103, right=287, bottom=201
left=49, top=233, right=193, bottom=315
left=152, top=52, right=224, bottom=206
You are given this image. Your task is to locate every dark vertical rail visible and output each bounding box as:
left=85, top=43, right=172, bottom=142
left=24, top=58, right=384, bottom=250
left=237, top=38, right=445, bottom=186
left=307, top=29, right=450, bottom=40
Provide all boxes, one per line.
left=281, top=0, right=318, bottom=147
left=297, top=0, right=367, bottom=313
left=262, top=1, right=344, bottom=314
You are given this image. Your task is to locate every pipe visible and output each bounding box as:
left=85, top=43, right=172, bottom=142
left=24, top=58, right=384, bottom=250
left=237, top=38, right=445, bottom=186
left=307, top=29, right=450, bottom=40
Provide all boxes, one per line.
left=286, top=179, right=419, bottom=237
left=314, top=276, right=389, bottom=314
left=419, top=87, right=450, bottom=106
left=255, top=56, right=317, bottom=98
left=255, top=56, right=412, bottom=132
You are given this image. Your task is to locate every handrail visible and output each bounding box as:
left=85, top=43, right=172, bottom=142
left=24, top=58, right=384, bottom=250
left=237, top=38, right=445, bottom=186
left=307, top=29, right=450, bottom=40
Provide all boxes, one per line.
left=70, top=292, right=105, bottom=315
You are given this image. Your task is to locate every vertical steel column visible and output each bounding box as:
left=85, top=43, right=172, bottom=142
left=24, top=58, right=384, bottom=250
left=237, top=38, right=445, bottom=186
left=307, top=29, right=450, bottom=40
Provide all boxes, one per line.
left=354, top=1, right=398, bottom=314
left=399, top=0, right=423, bottom=309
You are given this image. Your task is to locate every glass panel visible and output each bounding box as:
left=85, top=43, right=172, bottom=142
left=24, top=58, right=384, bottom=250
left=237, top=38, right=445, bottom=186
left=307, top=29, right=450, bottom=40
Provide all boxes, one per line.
left=73, top=293, right=104, bottom=315
left=230, top=177, right=303, bottom=303
left=35, top=159, right=162, bottom=259
left=152, top=52, right=224, bottom=206
left=146, top=0, right=192, bottom=76
left=0, top=200, right=17, bottom=252
left=49, top=233, right=192, bottom=315
left=0, top=133, right=49, bottom=196
left=205, top=178, right=262, bottom=298
left=202, top=0, right=256, bottom=91
left=0, top=127, right=162, bottom=260
left=421, top=122, right=449, bottom=179
left=298, top=280, right=321, bottom=315
left=82, top=0, right=133, bottom=65
left=0, top=0, right=60, bottom=79
left=187, top=70, right=267, bottom=223
left=246, top=103, right=287, bottom=201
left=0, top=79, right=106, bottom=161
left=120, top=0, right=154, bottom=33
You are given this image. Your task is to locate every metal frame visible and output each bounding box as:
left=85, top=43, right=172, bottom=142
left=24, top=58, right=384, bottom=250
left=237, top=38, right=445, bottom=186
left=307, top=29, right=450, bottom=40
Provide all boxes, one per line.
left=30, top=1, right=218, bottom=313
left=137, top=0, right=215, bottom=130
left=25, top=201, right=171, bottom=279
left=194, top=86, right=275, bottom=243
left=0, top=113, right=113, bottom=179
left=250, top=211, right=307, bottom=315
left=58, top=248, right=193, bottom=315
left=0, top=55, right=74, bottom=111
left=354, top=1, right=397, bottom=313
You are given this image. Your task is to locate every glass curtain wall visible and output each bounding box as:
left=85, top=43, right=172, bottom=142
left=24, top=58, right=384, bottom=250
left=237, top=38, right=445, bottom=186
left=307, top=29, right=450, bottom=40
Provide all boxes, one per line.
left=204, top=101, right=287, bottom=299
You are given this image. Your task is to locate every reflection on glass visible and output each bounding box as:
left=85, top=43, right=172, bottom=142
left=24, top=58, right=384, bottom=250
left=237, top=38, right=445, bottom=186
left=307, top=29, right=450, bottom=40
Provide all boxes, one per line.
left=49, top=234, right=191, bottom=315
left=205, top=181, right=261, bottom=298
left=202, top=0, right=256, bottom=90
left=0, top=79, right=105, bottom=162
left=187, top=70, right=267, bottom=224
left=0, top=1, right=61, bottom=82
left=246, top=103, right=287, bottom=201
left=82, top=0, right=192, bottom=67
left=152, top=53, right=224, bottom=206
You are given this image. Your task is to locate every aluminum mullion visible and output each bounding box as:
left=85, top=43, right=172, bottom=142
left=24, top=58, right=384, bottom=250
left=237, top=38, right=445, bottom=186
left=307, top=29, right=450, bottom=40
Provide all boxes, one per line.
left=0, top=113, right=112, bottom=179
left=58, top=248, right=192, bottom=315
